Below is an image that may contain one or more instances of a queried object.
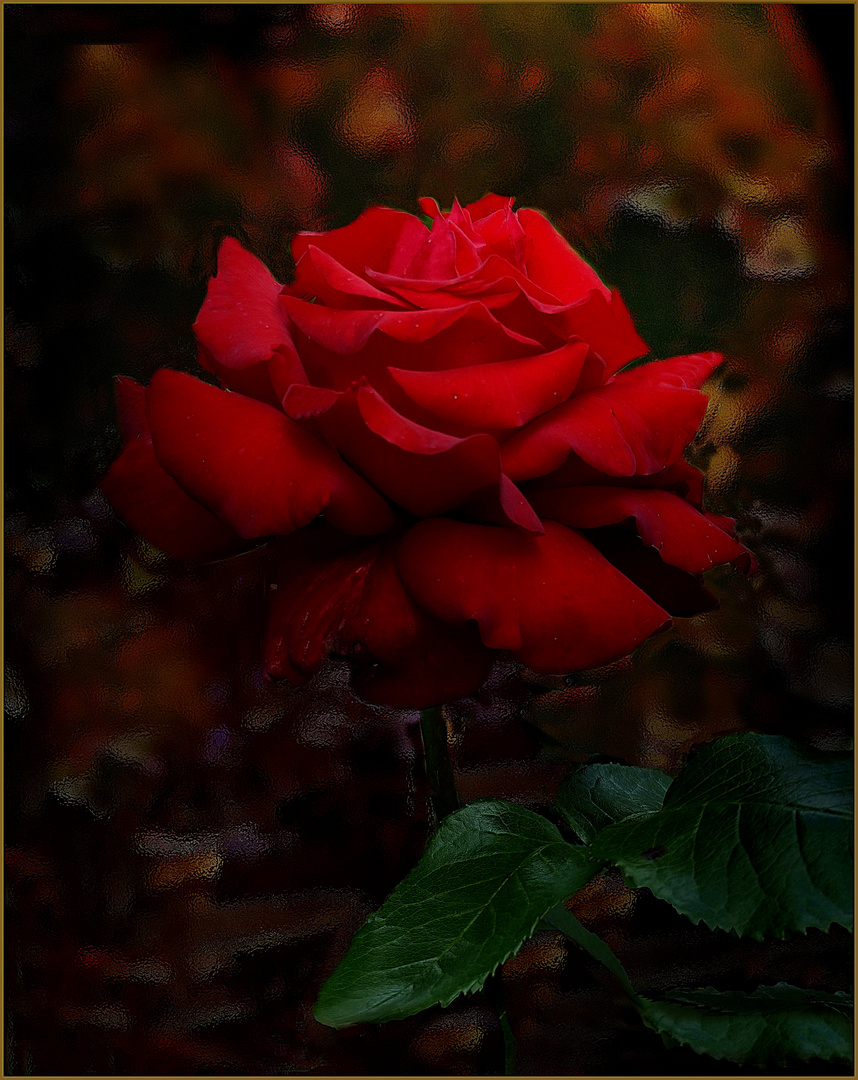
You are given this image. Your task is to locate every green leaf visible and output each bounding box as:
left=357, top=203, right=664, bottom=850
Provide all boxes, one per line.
left=314, top=800, right=599, bottom=1028
left=542, top=900, right=636, bottom=998
left=545, top=903, right=854, bottom=1067
left=554, top=762, right=672, bottom=843
left=637, top=984, right=854, bottom=1066
left=591, top=734, right=853, bottom=938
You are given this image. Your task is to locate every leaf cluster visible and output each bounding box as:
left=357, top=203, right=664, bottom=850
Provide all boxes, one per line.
left=314, top=733, right=853, bottom=1067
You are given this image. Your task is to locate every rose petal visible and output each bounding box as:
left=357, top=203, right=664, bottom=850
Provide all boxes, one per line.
left=388, top=340, right=588, bottom=430
left=146, top=370, right=395, bottom=538
left=264, top=537, right=492, bottom=707
left=102, top=440, right=248, bottom=560
left=473, top=204, right=528, bottom=265
left=444, top=197, right=487, bottom=247
left=267, top=344, right=315, bottom=408
left=341, top=545, right=493, bottom=706
left=366, top=276, right=521, bottom=312
left=483, top=292, right=570, bottom=353
left=396, top=518, right=670, bottom=673
left=638, top=351, right=723, bottom=388
left=282, top=381, right=532, bottom=523
left=197, top=344, right=282, bottom=406
left=280, top=304, right=544, bottom=412
left=462, top=193, right=515, bottom=220
left=193, top=237, right=305, bottom=400
left=291, top=206, right=430, bottom=280
left=557, top=289, right=650, bottom=386
left=279, top=382, right=340, bottom=420
left=460, top=474, right=545, bottom=534
left=102, top=379, right=245, bottom=560
left=367, top=252, right=567, bottom=312
left=518, top=207, right=610, bottom=304
left=417, top=196, right=442, bottom=219
left=584, top=528, right=718, bottom=618
left=502, top=353, right=720, bottom=482
left=342, top=386, right=545, bottom=530
left=293, top=244, right=409, bottom=309
left=264, top=536, right=374, bottom=684
left=530, top=455, right=706, bottom=506
left=702, top=513, right=755, bottom=573
left=392, top=210, right=481, bottom=280
left=617, top=351, right=723, bottom=395
left=114, top=375, right=148, bottom=442
left=280, top=293, right=540, bottom=355
left=528, top=487, right=750, bottom=574
left=281, top=294, right=463, bottom=353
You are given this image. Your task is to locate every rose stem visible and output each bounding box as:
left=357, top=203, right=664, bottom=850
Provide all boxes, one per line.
left=418, top=705, right=517, bottom=1075
left=418, top=705, right=460, bottom=823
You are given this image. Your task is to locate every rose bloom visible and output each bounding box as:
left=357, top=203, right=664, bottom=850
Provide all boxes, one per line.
left=103, top=195, right=751, bottom=707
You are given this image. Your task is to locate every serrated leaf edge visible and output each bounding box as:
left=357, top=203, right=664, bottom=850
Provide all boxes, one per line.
left=616, top=860, right=854, bottom=940
left=315, top=805, right=599, bottom=1027
left=637, top=988, right=855, bottom=1068
left=441, top=907, right=551, bottom=1005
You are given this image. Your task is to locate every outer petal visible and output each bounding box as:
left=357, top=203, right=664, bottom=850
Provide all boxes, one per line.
left=341, top=545, right=493, bottom=706
left=583, top=529, right=718, bottom=618
left=503, top=353, right=720, bottom=482
left=114, top=374, right=148, bottom=441
left=264, top=537, right=374, bottom=684
left=101, top=378, right=245, bottom=560
left=518, top=207, right=610, bottom=304
left=557, top=289, right=650, bottom=386
left=282, top=380, right=541, bottom=530
left=530, top=455, right=706, bottom=506
left=146, top=370, right=395, bottom=538
left=396, top=519, right=670, bottom=673
left=264, top=538, right=492, bottom=707
left=388, top=340, right=588, bottom=430
left=192, top=237, right=305, bottom=400
left=528, top=487, right=750, bottom=574
left=460, top=474, right=545, bottom=534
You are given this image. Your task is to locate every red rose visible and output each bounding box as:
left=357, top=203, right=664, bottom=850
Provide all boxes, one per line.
left=102, top=195, right=751, bottom=707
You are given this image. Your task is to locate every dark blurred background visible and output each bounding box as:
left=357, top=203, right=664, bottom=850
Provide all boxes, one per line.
left=5, top=4, right=853, bottom=1075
